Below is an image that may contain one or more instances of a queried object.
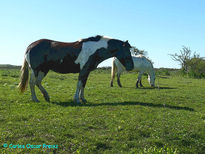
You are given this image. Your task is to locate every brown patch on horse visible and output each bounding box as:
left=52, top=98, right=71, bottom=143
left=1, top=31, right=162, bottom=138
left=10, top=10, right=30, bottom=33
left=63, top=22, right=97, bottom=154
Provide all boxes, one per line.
left=51, top=41, right=82, bottom=49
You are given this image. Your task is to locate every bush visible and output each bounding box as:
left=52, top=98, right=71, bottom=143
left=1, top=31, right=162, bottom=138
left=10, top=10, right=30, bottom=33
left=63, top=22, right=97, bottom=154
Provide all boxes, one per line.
left=155, top=68, right=172, bottom=76
left=187, top=58, right=205, bottom=78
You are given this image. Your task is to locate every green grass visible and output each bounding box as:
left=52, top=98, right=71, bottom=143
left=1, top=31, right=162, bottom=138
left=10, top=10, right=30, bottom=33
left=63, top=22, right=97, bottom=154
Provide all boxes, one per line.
left=0, top=68, right=205, bottom=153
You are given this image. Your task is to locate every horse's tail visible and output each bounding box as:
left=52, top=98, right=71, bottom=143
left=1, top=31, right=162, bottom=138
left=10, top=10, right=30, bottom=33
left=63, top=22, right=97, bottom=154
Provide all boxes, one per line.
left=18, top=58, right=29, bottom=93
left=111, top=58, right=117, bottom=81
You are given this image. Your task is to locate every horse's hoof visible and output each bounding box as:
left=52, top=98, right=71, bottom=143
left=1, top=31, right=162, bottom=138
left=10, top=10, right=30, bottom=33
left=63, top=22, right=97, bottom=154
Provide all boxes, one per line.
left=81, top=98, right=87, bottom=103
left=74, top=98, right=81, bottom=104
left=45, top=97, right=50, bottom=102
left=44, top=94, right=50, bottom=102
left=32, top=99, right=40, bottom=102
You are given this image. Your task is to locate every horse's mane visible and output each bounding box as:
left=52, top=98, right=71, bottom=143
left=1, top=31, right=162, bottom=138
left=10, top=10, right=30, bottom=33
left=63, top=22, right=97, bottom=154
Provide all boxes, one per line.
left=79, top=35, right=103, bottom=42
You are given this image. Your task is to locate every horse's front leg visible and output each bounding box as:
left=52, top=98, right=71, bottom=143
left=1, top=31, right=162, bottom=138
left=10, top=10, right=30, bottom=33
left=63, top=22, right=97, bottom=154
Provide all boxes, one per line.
left=139, top=80, right=144, bottom=87
left=74, top=70, right=89, bottom=104
left=74, top=80, right=83, bottom=104
left=136, top=71, right=143, bottom=88
left=79, top=87, right=87, bottom=103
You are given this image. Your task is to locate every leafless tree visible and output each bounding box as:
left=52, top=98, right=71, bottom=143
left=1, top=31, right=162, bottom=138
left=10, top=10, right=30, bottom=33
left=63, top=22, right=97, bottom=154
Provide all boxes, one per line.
left=169, top=46, right=192, bottom=72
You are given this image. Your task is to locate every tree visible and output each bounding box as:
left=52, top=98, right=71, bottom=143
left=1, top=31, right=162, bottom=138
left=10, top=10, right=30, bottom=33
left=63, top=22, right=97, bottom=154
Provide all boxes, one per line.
left=169, top=46, right=205, bottom=78
left=187, top=57, right=205, bottom=78
left=131, top=46, right=148, bottom=56
left=131, top=46, right=154, bottom=64
left=169, top=46, right=192, bottom=72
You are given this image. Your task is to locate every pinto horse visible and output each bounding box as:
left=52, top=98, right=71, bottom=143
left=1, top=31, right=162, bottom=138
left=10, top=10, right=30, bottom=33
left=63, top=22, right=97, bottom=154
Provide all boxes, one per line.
left=18, top=35, right=134, bottom=103
left=110, top=54, right=155, bottom=88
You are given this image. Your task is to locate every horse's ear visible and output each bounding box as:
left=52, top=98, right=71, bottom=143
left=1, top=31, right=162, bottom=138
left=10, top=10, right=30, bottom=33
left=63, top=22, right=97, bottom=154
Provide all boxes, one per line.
left=124, top=40, right=131, bottom=48
left=123, top=40, right=128, bottom=46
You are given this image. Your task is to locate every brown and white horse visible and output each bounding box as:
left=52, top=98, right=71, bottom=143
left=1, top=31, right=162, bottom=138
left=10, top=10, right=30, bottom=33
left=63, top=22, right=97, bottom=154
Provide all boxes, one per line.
left=18, top=35, right=134, bottom=103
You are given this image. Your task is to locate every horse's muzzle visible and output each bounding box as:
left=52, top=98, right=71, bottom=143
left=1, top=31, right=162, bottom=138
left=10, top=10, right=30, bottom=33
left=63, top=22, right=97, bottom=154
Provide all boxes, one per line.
left=151, top=85, right=155, bottom=88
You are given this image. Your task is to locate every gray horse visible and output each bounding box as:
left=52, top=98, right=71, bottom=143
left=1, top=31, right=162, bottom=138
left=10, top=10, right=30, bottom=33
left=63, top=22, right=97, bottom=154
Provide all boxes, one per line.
left=110, top=54, right=155, bottom=88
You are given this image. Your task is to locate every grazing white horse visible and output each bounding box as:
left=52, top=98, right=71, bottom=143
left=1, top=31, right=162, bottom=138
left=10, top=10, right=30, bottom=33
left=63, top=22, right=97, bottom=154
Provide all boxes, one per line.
left=110, top=54, right=155, bottom=88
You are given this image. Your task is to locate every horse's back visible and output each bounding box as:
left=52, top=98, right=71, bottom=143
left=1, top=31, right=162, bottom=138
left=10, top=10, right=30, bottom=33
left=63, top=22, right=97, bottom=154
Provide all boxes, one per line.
left=132, top=56, right=153, bottom=71
left=25, top=39, right=82, bottom=73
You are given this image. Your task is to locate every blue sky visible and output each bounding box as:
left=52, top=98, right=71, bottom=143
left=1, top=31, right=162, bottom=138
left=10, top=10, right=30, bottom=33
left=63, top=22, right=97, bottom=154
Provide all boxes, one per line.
left=0, top=0, right=205, bottom=68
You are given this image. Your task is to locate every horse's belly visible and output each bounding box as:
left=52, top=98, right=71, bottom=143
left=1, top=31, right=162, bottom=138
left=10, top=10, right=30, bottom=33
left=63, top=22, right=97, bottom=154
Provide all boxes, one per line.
left=50, top=61, right=80, bottom=73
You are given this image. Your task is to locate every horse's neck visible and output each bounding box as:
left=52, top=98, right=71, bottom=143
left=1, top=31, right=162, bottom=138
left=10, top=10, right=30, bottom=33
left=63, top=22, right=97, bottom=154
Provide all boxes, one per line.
left=148, top=68, right=155, bottom=77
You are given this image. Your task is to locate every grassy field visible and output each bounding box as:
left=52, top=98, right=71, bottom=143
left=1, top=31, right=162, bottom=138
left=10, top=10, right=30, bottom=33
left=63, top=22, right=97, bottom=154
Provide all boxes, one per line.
left=0, top=68, right=205, bottom=153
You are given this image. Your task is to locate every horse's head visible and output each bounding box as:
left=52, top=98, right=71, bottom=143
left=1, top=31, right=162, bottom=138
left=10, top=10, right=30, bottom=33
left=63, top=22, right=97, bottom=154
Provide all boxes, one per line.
left=148, top=71, right=155, bottom=88
left=110, top=40, right=134, bottom=71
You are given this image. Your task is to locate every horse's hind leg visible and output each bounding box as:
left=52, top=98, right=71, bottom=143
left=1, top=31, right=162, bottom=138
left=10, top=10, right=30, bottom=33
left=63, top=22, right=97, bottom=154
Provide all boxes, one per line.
left=36, top=71, right=50, bottom=102
left=139, top=80, right=143, bottom=87
left=29, top=70, right=39, bottom=102
left=136, top=80, right=139, bottom=88
left=117, top=73, right=122, bottom=87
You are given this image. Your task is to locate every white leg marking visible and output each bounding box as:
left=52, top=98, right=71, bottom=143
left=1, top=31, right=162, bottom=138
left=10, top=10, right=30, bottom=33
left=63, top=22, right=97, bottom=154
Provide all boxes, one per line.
left=74, top=80, right=82, bottom=103
left=29, top=70, right=39, bottom=102
left=79, top=86, right=87, bottom=103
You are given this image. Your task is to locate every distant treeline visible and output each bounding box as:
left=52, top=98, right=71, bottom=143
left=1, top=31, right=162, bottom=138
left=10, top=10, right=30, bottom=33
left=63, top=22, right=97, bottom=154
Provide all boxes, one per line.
left=0, top=64, right=182, bottom=78
left=0, top=65, right=179, bottom=75
left=0, top=64, right=21, bottom=69
left=96, top=67, right=180, bottom=76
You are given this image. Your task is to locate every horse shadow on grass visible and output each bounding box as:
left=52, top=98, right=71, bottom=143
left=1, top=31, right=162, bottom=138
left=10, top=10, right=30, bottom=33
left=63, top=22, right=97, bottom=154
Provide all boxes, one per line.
left=51, top=100, right=194, bottom=112
left=140, top=86, right=176, bottom=90
left=120, top=86, right=176, bottom=90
